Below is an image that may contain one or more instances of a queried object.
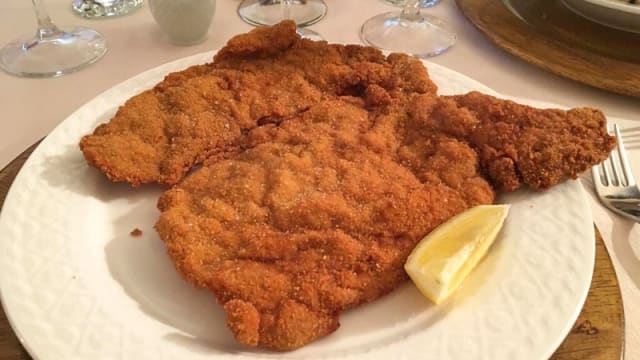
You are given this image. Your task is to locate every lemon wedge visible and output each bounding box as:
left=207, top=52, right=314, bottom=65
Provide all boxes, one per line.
left=405, top=204, right=510, bottom=304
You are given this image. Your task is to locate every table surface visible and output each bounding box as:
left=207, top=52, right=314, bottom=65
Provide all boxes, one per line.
left=0, top=0, right=638, bottom=359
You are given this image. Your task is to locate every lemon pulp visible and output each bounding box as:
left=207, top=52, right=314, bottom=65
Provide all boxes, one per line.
left=404, top=204, right=510, bottom=304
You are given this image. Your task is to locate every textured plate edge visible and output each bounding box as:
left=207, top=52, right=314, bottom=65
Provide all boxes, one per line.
left=541, top=183, right=596, bottom=360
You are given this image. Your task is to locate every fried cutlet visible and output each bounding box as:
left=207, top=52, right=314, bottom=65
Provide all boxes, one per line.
left=79, top=22, right=616, bottom=351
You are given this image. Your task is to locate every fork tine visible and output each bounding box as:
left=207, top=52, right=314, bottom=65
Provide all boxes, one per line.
left=591, top=163, right=602, bottom=187
left=614, top=124, right=636, bottom=186
left=610, top=142, right=623, bottom=187
left=601, top=151, right=614, bottom=186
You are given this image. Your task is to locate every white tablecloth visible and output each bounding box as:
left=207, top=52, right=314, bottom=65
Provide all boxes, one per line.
left=0, top=0, right=638, bottom=358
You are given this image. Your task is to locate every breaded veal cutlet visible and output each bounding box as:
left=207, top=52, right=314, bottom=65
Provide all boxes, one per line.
left=80, top=21, right=616, bottom=351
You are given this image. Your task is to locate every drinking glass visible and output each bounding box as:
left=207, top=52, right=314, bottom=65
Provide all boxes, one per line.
left=73, top=0, right=143, bottom=18
left=238, top=0, right=327, bottom=27
left=148, top=0, right=215, bottom=45
left=384, top=0, right=440, bottom=8
left=0, top=0, right=107, bottom=77
left=360, top=0, right=456, bottom=58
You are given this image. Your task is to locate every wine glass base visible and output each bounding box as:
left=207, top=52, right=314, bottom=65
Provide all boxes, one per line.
left=296, top=27, right=323, bottom=41
left=72, top=0, right=144, bottom=18
left=0, top=27, right=107, bottom=78
left=384, top=0, right=441, bottom=8
left=238, top=0, right=327, bottom=27
left=360, top=12, right=456, bottom=58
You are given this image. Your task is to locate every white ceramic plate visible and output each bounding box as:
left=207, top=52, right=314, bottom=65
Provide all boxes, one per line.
left=563, top=0, right=640, bottom=33
left=0, top=53, right=595, bottom=360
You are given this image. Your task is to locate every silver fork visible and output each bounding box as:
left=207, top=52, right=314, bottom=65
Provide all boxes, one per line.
left=591, top=123, right=640, bottom=222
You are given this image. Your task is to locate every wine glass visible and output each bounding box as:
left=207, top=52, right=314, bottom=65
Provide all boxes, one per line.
left=72, top=0, right=143, bottom=18
left=238, top=0, right=327, bottom=27
left=281, top=0, right=323, bottom=41
left=0, top=0, right=107, bottom=78
left=360, top=0, right=456, bottom=58
left=384, top=0, right=440, bottom=8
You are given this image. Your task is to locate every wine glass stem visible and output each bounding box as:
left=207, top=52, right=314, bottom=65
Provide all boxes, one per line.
left=32, top=0, right=60, bottom=39
left=281, top=0, right=292, bottom=20
left=401, top=0, right=421, bottom=17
